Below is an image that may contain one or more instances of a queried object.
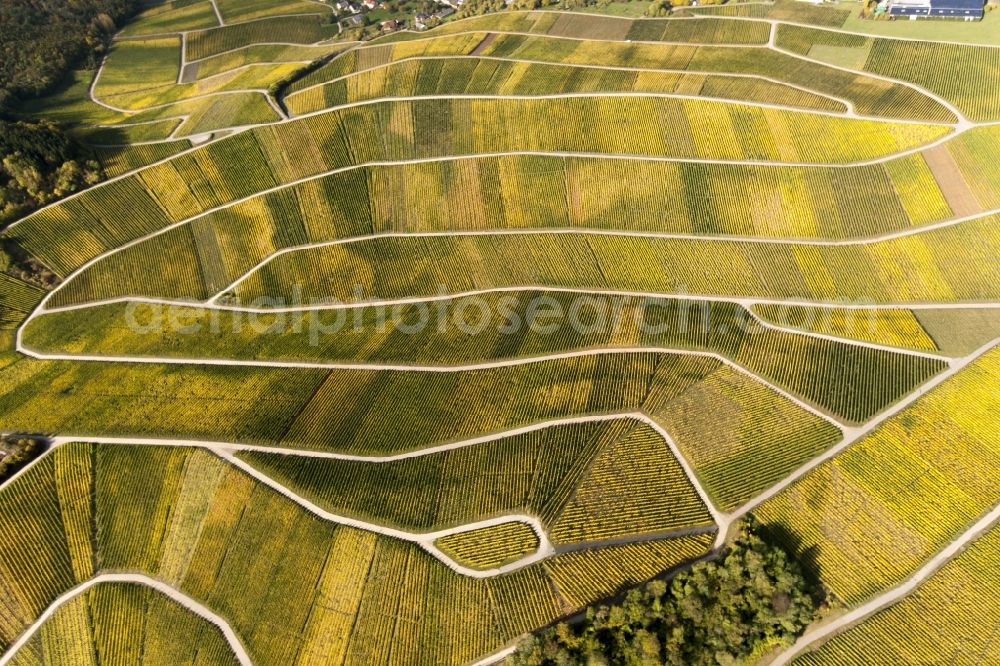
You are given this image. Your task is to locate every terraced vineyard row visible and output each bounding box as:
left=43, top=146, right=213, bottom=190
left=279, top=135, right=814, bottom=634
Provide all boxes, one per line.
left=17, top=142, right=969, bottom=285
left=794, top=524, right=1000, bottom=665
left=643, top=364, right=841, bottom=510
left=226, top=218, right=999, bottom=307
left=0, top=275, right=45, bottom=329
left=29, top=293, right=945, bottom=425
left=0, top=443, right=716, bottom=666
left=186, top=15, right=339, bottom=61
left=91, top=140, right=194, bottom=178
left=690, top=0, right=851, bottom=27
left=548, top=422, right=713, bottom=543
left=241, top=418, right=713, bottom=540
left=756, top=346, right=1000, bottom=605
left=375, top=11, right=770, bottom=45
left=192, top=43, right=347, bottom=79
left=286, top=57, right=845, bottom=116
left=307, top=32, right=955, bottom=122
left=434, top=522, right=541, bottom=570
left=775, top=23, right=1000, bottom=122
left=95, top=37, right=301, bottom=111
left=0, top=349, right=845, bottom=511
left=239, top=420, right=640, bottom=531
left=215, top=0, right=327, bottom=23
left=946, top=124, right=1000, bottom=210
left=752, top=304, right=939, bottom=352
left=118, top=0, right=221, bottom=37
left=542, top=533, right=715, bottom=607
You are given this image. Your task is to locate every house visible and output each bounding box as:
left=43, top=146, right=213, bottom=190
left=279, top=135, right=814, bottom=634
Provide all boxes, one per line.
left=434, top=6, right=455, bottom=18
left=888, top=0, right=984, bottom=19
left=380, top=19, right=402, bottom=31
left=361, top=0, right=377, bottom=9
left=341, top=13, right=364, bottom=27
left=414, top=12, right=431, bottom=28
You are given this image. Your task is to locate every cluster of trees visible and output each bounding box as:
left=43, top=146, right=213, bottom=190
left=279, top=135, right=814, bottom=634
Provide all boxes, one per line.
left=0, top=436, right=48, bottom=484
left=0, top=1, right=140, bottom=228
left=0, top=0, right=139, bottom=108
left=647, top=0, right=724, bottom=16
left=1, top=119, right=102, bottom=226
left=508, top=521, right=819, bottom=665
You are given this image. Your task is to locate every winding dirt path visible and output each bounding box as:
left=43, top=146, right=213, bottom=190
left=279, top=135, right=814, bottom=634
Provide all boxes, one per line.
left=770, top=501, right=1000, bottom=665
left=0, top=574, right=253, bottom=666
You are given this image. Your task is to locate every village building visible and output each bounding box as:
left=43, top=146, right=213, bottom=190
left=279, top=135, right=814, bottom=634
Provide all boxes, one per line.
left=888, top=0, right=985, bottom=19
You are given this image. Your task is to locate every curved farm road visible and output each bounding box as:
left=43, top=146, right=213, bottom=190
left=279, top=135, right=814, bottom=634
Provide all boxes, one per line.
left=0, top=573, right=253, bottom=666
left=216, top=449, right=559, bottom=578
left=2, top=411, right=723, bottom=575
left=729, top=336, right=999, bottom=521
left=770, top=501, right=1000, bottom=666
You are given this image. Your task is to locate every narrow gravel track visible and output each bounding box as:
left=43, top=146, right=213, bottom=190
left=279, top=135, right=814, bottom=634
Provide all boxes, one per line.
left=770, top=501, right=1000, bottom=665
left=0, top=573, right=253, bottom=666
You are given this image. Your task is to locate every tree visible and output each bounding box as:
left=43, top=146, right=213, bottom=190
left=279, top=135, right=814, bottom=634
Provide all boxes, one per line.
left=507, top=519, right=819, bottom=665
left=0, top=119, right=103, bottom=227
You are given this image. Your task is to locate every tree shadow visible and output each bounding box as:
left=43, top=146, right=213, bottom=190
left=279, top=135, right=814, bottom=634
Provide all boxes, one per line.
left=756, top=519, right=829, bottom=607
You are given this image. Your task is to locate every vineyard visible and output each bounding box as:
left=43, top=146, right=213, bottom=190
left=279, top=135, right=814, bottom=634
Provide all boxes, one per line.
left=14, top=146, right=972, bottom=286
left=118, top=0, right=221, bottom=37
left=0, top=443, right=719, bottom=666
left=0, top=275, right=44, bottom=330
left=690, top=0, right=852, bottom=27
left=304, top=32, right=955, bottom=122
left=912, top=308, right=1000, bottom=355
left=794, top=525, right=1000, bottom=665
left=434, top=522, right=541, bottom=570
left=1, top=5, right=998, bottom=666
left=228, top=219, right=1000, bottom=309
left=192, top=44, right=347, bottom=80
left=26, top=294, right=947, bottom=424
left=285, top=58, right=847, bottom=116
left=7, top=582, right=241, bottom=666
left=755, top=347, right=1000, bottom=605
left=215, top=0, right=329, bottom=23
left=185, top=16, right=340, bottom=61
left=375, top=11, right=771, bottom=45
left=751, top=304, right=940, bottom=352
left=91, top=140, right=194, bottom=177
left=238, top=418, right=713, bottom=539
